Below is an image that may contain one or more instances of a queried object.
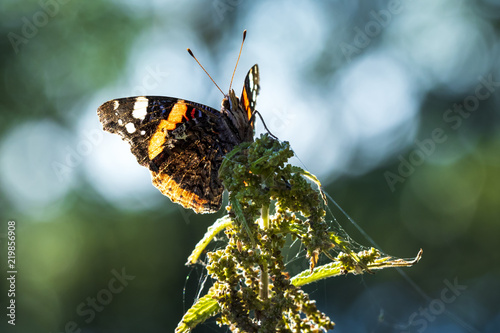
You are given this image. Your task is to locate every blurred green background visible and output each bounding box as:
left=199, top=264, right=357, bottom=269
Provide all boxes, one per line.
left=1, top=0, right=500, bottom=332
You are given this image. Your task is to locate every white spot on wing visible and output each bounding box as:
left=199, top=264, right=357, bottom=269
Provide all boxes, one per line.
left=113, top=100, right=119, bottom=110
left=118, top=119, right=123, bottom=125
left=140, top=130, right=145, bottom=135
left=125, top=123, right=136, bottom=133
left=132, top=97, right=149, bottom=120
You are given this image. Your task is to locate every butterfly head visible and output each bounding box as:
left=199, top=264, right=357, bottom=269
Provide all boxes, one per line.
left=225, top=88, right=239, bottom=111
left=221, top=89, right=253, bottom=143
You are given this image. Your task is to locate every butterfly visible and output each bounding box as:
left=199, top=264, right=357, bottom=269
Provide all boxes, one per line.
left=97, top=33, right=259, bottom=213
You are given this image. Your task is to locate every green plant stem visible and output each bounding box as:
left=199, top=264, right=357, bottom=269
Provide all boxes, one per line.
left=259, top=203, right=270, bottom=300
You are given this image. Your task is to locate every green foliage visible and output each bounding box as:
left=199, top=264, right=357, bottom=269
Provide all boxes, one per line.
left=176, top=134, right=420, bottom=332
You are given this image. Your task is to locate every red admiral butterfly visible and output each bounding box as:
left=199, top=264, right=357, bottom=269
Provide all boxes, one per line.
left=97, top=31, right=259, bottom=213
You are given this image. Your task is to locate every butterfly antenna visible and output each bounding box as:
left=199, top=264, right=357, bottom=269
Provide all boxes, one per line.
left=229, top=30, right=247, bottom=91
left=187, top=48, right=225, bottom=96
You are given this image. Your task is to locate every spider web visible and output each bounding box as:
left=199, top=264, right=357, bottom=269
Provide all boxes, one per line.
left=181, top=142, right=425, bottom=332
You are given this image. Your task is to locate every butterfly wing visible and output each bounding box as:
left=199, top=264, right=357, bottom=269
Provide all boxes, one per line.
left=97, top=96, right=234, bottom=213
left=240, top=64, right=260, bottom=127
